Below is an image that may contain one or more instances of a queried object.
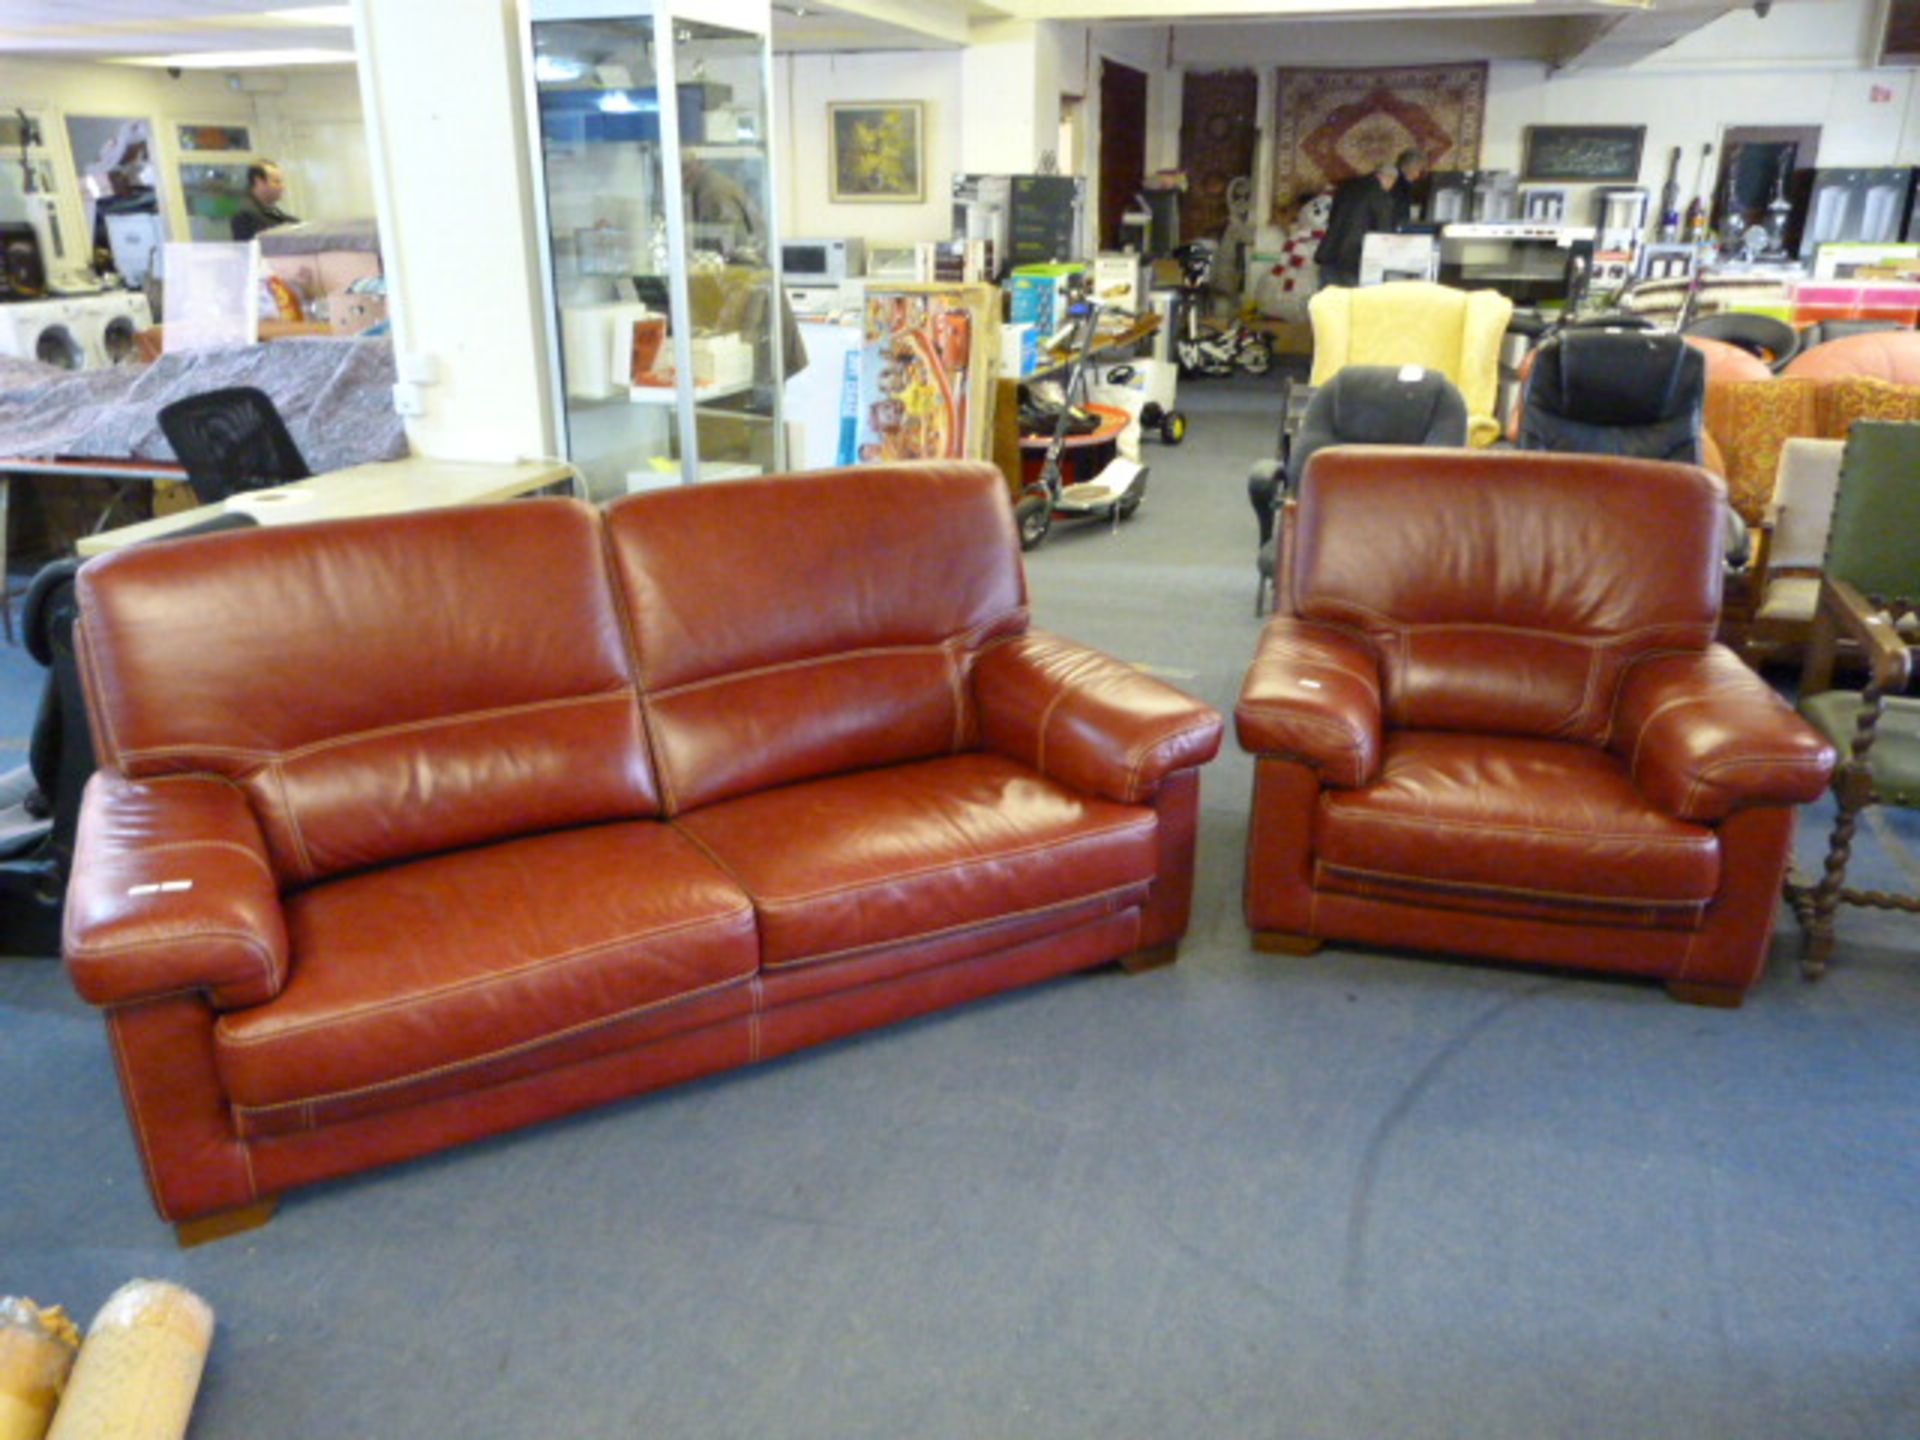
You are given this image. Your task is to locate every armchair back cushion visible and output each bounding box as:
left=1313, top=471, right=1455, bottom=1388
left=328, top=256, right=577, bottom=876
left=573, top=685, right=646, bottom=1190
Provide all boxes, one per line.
left=605, top=463, right=1029, bottom=813
left=1307, top=282, right=1512, bottom=446
left=1289, top=449, right=1723, bottom=743
left=76, top=499, right=655, bottom=886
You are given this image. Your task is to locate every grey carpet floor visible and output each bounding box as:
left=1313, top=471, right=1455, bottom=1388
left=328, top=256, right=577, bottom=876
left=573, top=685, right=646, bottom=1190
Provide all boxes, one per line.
left=3, top=376, right=1917, bottom=1439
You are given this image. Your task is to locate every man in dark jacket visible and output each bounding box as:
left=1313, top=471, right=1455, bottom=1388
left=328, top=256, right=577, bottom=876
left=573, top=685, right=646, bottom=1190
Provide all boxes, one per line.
left=1314, top=157, right=1400, bottom=291
left=230, top=162, right=297, bottom=243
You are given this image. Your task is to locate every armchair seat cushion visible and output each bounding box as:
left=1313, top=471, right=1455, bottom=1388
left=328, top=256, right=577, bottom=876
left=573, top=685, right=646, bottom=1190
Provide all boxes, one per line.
left=678, top=752, right=1158, bottom=969
left=1315, top=732, right=1720, bottom=921
left=1755, top=575, right=1821, bottom=624
left=1802, top=693, right=1920, bottom=806
left=215, top=823, right=758, bottom=1133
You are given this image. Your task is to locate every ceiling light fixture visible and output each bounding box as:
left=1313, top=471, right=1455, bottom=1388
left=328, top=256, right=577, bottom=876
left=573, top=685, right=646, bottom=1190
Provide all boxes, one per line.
left=112, top=47, right=356, bottom=69
left=265, top=5, right=356, bottom=23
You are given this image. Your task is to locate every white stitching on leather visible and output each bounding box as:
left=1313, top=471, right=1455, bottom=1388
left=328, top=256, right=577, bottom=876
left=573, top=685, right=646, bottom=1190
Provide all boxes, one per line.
left=1125, top=718, right=1222, bottom=802
left=213, top=902, right=756, bottom=1048
left=731, top=815, right=1156, bottom=906
left=228, top=970, right=753, bottom=1117
left=270, top=760, right=316, bottom=884
left=72, top=927, right=280, bottom=1004
left=1325, top=806, right=1714, bottom=848
left=647, top=644, right=953, bottom=701
left=761, top=881, right=1147, bottom=971
left=1319, top=859, right=1711, bottom=911
left=112, top=837, right=276, bottom=881
left=106, top=1007, right=172, bottom=1222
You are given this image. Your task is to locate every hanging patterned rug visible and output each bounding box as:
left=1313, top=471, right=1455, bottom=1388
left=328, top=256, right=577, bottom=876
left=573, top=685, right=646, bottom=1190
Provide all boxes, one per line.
left=1272, top=62, right=1487, bottom=219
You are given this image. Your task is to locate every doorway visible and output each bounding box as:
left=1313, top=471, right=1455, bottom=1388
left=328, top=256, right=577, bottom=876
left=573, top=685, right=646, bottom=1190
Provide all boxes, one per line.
left=1098, top=59, right=1147, bottom=250
left=1177, top=69, right=1258, bottom=246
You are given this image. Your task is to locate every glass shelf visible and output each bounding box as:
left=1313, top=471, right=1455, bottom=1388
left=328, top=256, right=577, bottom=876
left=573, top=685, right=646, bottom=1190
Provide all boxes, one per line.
left=525, top=1, right=784, bottom=498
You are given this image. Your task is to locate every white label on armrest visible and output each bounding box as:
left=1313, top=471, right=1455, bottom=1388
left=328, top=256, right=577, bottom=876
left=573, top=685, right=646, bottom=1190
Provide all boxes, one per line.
left=127, top=880, right=195, bottom=896
left=1298, top=678, right=1325, bottom=689
left=1398, top=365, right=1426, bottom=383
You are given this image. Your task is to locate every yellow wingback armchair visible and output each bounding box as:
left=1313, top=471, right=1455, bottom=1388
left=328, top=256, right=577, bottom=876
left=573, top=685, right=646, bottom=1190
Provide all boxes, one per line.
left=1309, top=282, right=1514, bottom=447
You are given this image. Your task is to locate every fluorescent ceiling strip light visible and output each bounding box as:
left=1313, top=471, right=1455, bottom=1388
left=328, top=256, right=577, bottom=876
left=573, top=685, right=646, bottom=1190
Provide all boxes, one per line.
left=266, top=6, right=356, bottom=22
left=112, top=47, right=356, bottom=68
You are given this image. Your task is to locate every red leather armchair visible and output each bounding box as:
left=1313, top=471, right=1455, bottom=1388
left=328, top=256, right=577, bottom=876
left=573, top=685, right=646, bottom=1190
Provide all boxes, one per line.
left=64, top=463, right=1222, bottom=1240
left=1236, top=449, right=1835, bottom=1006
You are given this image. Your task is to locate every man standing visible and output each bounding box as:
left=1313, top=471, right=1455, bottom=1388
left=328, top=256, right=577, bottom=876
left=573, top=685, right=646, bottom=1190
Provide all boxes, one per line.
left=230, top=162, right=297, bottom=243
left=1313, top=155, right=1399, bottom=291
left=1390, top=147, right=1430, bottom=228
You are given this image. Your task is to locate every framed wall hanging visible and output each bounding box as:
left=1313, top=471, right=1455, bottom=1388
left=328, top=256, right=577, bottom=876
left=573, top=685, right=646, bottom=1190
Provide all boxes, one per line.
left=829, top=102, right=925, bottom=203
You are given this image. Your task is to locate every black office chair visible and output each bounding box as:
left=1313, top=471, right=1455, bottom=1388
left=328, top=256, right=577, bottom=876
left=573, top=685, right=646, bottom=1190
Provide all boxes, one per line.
left=156, top=386, right=312, bottom=504
left=1249, top=365, right=1469, bottom=614
left=1517, top=328, right=1749, bottom=566
left=0, top=513, right=260, bottom=955
left=1681, top=311, right=1800, bottom=372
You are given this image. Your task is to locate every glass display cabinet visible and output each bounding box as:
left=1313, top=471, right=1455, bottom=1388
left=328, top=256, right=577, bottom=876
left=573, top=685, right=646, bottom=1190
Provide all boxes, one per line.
left=524, top=0, right=784, bottom=495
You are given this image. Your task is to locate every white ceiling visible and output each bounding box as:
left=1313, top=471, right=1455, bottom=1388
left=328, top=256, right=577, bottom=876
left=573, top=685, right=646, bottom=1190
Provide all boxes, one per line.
left=0, top=0, right=1773, bottom=63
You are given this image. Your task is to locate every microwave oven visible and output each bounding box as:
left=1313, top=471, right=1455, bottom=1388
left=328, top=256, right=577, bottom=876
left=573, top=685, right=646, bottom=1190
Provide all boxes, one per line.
left=781, top=236, right=865, bottom=287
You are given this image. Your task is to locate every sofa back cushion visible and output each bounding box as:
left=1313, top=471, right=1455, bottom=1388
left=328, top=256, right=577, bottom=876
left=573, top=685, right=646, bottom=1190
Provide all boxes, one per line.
left=1289, top=449, right=1722, bottom=744
left=77, top=499, right=656, bottom=885
left=604, top=462, right=1028, bottom=814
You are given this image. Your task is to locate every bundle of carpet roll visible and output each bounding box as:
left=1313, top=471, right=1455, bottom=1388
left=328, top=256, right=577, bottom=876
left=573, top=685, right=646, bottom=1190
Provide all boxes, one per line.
left=1, top=1282, right=214, bottom=1440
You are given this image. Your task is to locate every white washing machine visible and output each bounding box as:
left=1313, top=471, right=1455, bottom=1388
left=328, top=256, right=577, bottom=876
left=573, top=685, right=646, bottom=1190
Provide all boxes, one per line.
left=68, top=291, right=152, bottom=368
left=0, top=299, right=89, bottom=372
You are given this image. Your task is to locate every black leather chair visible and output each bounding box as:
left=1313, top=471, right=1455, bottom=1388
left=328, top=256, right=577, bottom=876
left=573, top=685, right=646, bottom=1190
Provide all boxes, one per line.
left=1517, top=328, right=1749, bottom=566
left=156, top=386, right=311, bottom=504
left=1518, top=328, right=1705, bottom=462
left=1249, top=365, right=1468, bottom=614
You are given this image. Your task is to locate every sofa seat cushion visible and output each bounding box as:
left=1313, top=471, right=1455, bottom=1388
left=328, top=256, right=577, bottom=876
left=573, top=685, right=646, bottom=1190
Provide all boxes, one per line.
left=214, top=822, right=757, bottom=1129
left=1315, top=731, right=1720, bottom=921
left=677, top=752, right=1158, bottom=968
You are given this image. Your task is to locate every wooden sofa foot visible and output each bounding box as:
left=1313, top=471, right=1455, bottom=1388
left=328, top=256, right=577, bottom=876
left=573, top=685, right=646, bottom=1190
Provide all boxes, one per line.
left=1666, top=980, right=1746, bottom=1010
left=1252, top=930, right=1324, bottom=957
left=175, top=1198, right=278, bottom=1248
left=1118, top=942, right=1179, bottom=973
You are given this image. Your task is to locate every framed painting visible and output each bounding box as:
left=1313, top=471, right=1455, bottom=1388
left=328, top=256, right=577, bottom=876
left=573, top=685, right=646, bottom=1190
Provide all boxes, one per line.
left=1522, top=125, right=1646, bottom=182
left=829, top=101, right=925, bottom=203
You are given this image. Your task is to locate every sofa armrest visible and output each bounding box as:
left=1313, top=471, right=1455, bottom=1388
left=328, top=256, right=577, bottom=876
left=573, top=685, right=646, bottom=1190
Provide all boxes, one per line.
left=1612, top=646, right=1836, bottom=823
left=65, top=771, right=289, bottom=1010
left=1234, top=618, right=1382, bottom=788
left=973, top=632, right=1223, bottom=804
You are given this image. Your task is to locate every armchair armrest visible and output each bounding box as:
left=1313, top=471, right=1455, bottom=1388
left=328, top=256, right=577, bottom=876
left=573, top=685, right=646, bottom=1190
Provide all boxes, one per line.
left=1234, top=618, right=1382, bottom=788
left=65, top=771, right=288, bottom=1010
left=973, top=632, right=1223, bottom=804
left=1823, top=578, right=1914, bottom=694
left=1612, top=646, right=1836, bottom=823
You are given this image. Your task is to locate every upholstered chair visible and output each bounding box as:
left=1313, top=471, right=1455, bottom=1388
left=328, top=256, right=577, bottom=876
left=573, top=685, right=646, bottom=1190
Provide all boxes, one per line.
left=1307, top=282, right=1512, bottom=446
left=1237, top=449, right=1835, bottom=1007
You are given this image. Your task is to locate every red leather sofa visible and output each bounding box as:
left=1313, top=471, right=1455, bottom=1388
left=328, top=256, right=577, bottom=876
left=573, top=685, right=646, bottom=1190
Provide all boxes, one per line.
left=1236, top=448, right=1834, bottom=1007
left=63, top=462, right=1222, bottom=1240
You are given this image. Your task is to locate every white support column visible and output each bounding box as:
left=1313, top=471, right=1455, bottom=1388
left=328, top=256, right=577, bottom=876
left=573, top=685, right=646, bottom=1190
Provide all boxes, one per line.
left=351, top=0, right=552, bottom=460
left=961, top=19, right=1047, bottom=173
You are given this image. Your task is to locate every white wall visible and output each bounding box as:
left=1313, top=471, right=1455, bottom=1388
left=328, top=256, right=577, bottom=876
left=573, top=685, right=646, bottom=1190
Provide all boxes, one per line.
left=1102, top=0, right=1917, bottom=227
left=775, top=49, right=964, bottom=244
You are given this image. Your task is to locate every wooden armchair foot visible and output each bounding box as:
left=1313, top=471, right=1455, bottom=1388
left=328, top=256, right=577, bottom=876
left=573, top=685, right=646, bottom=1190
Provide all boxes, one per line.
left=175, top=1198, right=278, bottom=1248
left=1118, top=942, right=1179, bottom=973
left=1252, top=930, right=1324, bottom=957
left=1666, top=980, right=1746, bottom=1009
